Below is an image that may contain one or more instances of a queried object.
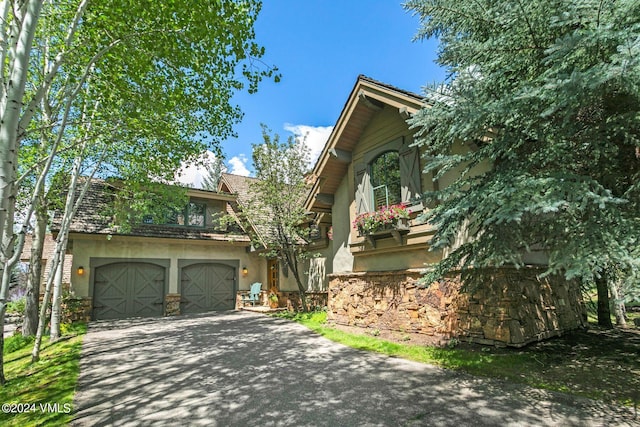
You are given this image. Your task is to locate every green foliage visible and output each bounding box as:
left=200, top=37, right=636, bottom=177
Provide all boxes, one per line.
left=249, top=126, right=312, bottom=250
left=271, top=309, right=327, bottom=325
left=201, top=156, right=227, bottom=191
left=3, top=335, right=34, bottom=355
left=405, top=0, right=640, bottom=289
left=15, top=0, right=280, bottom=234
left=107, top=180, right=190, bottom=232
left=4, top=299, right=25, bottom=315
left=239, top=126, right=315, bottom=303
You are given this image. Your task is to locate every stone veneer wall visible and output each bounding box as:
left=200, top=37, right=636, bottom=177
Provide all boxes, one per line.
left=235, top=290, right=328, bottom=311
left=165, top=294, right=181, bottom=316
left=280, top=291, right=328, bottom=311
left=63, top=297, right=93, bottom=323
left=327, top=268, right=587, bottom=347
left=40, top=290, right=93, bottom=323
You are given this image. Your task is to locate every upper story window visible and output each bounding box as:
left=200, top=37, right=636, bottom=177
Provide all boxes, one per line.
left=354, top=136, right=422, bottom=216
left=144, top=201, right=207, bottom=228
left=370, top=151, right=401, bottom=210
left=186, top=202, right=206, bottom=227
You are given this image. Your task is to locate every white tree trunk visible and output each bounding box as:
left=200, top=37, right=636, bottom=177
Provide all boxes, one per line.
left=22, top=201, right=46, bottom=336
left=0, top=1, right=43, bottom=381
left=32, top=143, right=106, bottom=361
left=609, top=278, right=627, bottom=327
left=31, top=243, right=59, bottom=362
left=0, top=0, right=42, bottom=247
left=49, top=251, right=64, bottom=341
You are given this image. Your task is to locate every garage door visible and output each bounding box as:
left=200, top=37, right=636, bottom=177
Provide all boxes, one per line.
left=180, top=263, right=236, bottom=314
left=93, top=262, right=165, bottom=320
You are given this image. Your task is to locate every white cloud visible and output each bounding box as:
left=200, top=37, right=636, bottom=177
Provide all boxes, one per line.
left=175, top=150, right=220, bottom=188
left=228, top=154, right=251, bottom=177
left=283, top=123, right=333, bottom=166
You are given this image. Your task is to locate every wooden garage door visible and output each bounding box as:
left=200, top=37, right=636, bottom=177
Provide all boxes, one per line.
left=180, top=263, right=235, bottom=314
left=93, top=262, right=165, bottom=320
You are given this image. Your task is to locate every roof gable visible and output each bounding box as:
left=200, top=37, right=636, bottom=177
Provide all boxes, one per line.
left=305, top=75, right=425, bottom=212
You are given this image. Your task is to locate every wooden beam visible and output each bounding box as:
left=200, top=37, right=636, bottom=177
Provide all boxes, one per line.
left=358, top=90, right=383, bottom=111
left=311, top=206, right=332, bottom=214
left=315, top=193, right=334, bottom=205
left=328, top=147, right=352, bottom=163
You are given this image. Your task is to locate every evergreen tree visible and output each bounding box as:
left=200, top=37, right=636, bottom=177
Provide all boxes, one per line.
left=202, top=156, right=226, bottom=191
left=405, top=0, right=640, bottom=326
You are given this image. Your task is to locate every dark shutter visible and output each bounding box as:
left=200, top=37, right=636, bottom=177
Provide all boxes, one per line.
left=399, top=139, right=421, bottom=202
left=354, top=163, right=371, bottom=214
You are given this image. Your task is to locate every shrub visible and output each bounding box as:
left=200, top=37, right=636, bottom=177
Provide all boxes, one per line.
left=4, top=334, right=34, bottom=354
left=5, top=297, right=25, bottom=315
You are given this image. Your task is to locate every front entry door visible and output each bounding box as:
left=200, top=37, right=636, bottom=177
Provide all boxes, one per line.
left=267, top=259, right=279, bottom=292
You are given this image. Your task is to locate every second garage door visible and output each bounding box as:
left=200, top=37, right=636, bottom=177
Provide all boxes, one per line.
left=93, top=262, right=165, bottom=320
left=180, top=262, right=236, bottom=314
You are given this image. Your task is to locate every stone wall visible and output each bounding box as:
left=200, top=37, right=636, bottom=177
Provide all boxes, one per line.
left=165, top=294, right=181, bottom=316
left=327, top=267, right=587, bottom=347
left=62, top=297, right=93, bottom=323
left=280, top=291, right=328, bottom=311
left=235, top=290, right=328, bottom=311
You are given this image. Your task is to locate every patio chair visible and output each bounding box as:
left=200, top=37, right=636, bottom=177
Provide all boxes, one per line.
left=241, top=282, right=262, bottom=306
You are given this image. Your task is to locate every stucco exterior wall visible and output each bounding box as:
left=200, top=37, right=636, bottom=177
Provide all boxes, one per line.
left=340, top=105, right=444, bottom=272
left=331, top=174, right=355, bottom=273
left=350, top=106, right=436, bottom=202
left=277, top=261, right=305, bottom=292
left=69, top=233, right=264, bottom=299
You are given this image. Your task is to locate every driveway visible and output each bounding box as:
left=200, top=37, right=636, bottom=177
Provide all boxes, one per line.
left=72, top=311, right=637, bottom=426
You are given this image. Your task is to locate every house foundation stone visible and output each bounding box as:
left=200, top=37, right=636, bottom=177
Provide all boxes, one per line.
left=165, top=294, right=181, bottom=316
left=327, top=267, right=587, bottom=347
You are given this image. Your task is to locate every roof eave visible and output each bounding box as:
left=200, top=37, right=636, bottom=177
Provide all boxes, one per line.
left=304, top=75, right=426, bottom=212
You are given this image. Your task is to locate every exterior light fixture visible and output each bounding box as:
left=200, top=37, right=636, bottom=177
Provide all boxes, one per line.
left=242, top=266, right=248, bottom=276
left=77, top=266, right=85, bottom=276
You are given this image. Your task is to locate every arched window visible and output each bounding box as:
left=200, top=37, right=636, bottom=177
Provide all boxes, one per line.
left=370, top=151, right=401, bottom=209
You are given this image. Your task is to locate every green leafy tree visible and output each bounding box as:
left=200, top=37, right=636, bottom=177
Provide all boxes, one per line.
left=0, top=0, right=278, bottom=383
left=404, top=0, right=640, bottom=327
left=243, top=127, right=314, bottom=311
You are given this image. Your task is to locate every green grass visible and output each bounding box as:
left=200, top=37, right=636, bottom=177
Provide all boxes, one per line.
left=0, top=323, right=87, bottom=427
left=274, top=310, right=640, bottom=406
left=283, top=311, right=543, bottom=375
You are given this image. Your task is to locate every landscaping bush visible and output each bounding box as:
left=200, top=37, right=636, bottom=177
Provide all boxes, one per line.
left=3, top=334, right=34, bottom=354
left=5, top=297, right=25, bottom=315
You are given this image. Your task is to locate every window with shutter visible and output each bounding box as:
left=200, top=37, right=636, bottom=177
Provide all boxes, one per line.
left=370, top=151, right=401, bottom=210
left=354, top=135, right=422, bottom=214
left=399, top=139, right=421, bottom=202
left=354, top=163, right=371, bottom=215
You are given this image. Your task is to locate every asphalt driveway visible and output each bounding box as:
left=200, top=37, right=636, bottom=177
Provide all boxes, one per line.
left=72, top=311, right=637, bottom=426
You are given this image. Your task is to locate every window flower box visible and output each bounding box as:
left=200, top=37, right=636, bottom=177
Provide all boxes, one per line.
left=353, top=204, right=410, bottom=247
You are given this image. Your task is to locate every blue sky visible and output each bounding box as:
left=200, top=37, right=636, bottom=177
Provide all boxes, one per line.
left=178, top=1, right=446, bottom=185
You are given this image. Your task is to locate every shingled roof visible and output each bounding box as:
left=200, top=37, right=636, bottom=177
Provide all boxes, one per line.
left=218, top=173, right=269, bottom=246
left=53, top=178, right=250, bottom=243
left=218, top=173, right=260, bottom=207
left=219, top=172, right=314, bottom=250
